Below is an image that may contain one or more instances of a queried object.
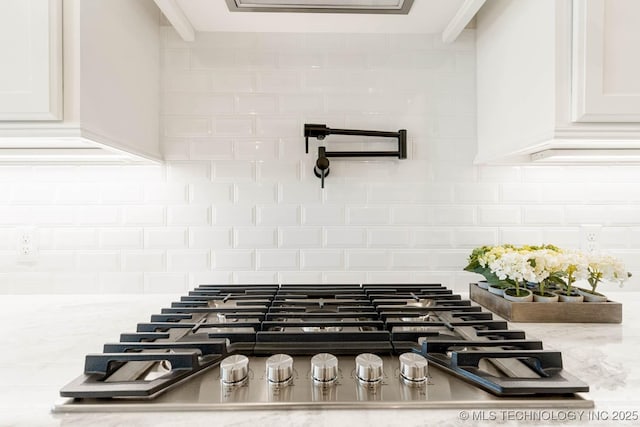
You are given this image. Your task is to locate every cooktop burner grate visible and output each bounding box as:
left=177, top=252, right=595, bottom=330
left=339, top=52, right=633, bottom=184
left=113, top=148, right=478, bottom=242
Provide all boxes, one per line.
left=57, top=283, right=590, bottom=409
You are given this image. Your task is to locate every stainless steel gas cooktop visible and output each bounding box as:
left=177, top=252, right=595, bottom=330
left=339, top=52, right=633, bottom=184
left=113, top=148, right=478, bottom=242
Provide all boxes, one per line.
left=54, top=284, right=593, bottom=412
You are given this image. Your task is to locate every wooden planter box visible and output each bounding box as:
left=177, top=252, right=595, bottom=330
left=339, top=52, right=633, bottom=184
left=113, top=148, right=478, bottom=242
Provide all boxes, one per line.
left=469, top=283, right=622, bottom=323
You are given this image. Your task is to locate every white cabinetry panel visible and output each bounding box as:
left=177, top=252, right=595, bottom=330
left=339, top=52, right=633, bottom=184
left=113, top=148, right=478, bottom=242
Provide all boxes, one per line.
left=572, top=0, right=640, bottom=122
left=0, top=0, right=62, bottom=120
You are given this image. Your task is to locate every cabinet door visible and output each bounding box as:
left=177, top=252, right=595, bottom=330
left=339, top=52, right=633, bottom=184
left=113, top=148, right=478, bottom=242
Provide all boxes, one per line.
left=0, top=0, right=62, bottom=120
left=572, top=0, right=640, bottom=122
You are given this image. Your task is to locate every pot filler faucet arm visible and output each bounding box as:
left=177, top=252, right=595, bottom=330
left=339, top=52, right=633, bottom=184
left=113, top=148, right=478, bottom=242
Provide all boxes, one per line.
left=304, top=124, right=407, bottom=188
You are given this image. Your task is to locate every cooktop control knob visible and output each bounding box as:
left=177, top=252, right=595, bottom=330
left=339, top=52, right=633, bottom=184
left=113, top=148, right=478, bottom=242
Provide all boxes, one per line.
left=399, top=352, right=428, bottom=383
left=355, top=353, right=383, bottom=384
left=311, top=353, right=339, bottom=383
left=266, top=354, right=293, bottom=384
left=220, top=354, right=249, bottom=384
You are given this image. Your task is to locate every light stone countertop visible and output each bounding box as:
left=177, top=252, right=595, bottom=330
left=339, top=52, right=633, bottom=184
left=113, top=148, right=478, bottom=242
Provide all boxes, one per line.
left=1, top=293, right=639, bottom=427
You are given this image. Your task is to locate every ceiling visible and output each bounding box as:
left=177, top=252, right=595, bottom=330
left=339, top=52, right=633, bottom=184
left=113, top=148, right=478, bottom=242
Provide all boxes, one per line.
left=169, top=0, right=467, bottom=34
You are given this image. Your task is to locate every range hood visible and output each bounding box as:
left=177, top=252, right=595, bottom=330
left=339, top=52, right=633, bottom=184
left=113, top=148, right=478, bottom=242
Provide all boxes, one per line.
left=224, top=0, right=414, bottom=14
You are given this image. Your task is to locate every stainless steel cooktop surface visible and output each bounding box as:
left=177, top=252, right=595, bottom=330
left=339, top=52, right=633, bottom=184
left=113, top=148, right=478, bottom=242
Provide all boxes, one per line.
left=54, top=284, right=593, bottom=412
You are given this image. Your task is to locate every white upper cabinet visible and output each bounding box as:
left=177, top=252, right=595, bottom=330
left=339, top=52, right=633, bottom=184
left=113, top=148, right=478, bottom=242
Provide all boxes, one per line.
left=476, top=0, right=640, bottom=163
left=0, top=0, right=161, bottom=162
left=0, top=0, right=62, bottom=120
left=572, top=0, right=640, bottom=122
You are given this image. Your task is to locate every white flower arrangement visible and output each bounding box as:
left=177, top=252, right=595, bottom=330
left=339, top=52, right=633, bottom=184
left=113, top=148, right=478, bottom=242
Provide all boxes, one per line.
left=465, top=244, right=631, bottom=299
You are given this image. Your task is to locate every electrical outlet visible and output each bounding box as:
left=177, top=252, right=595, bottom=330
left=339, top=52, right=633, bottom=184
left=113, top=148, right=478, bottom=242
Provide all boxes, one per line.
left=16, top=227, right=38, bottom=264
left=580, top=224, right=602, bottom=253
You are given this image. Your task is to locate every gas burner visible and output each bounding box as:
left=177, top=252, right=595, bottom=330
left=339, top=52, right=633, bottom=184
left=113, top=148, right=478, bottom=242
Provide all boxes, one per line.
left=57, top=283, right=591, bottom=412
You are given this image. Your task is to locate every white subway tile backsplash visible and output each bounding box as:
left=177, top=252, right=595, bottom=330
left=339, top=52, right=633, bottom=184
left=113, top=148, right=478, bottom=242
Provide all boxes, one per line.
left=11, top=184, right=55, bottom=203
left=412, top=228, right=453, bottom=248
left=3, top=29, right=640, bottom=295
left=144, top=183, right=187, bottom=203
left=391, top=206, right=432, bottom=225
left=167, top=250, right=210, bottom=272
left=144, top=228, right=187, bottom=249
left=144, top=273, right=188, bottom=293
left=189, top=227, right=232, bottom=249
left=279, top=271, right=323, bottom=284
left=257, top=70, right=302, bottom=93
left=213, top=205, right=254, bottom=226
left=189, top=271, right=234, bottom=286
left=190, top=183, right=233, bottom=204
left=455, top=183, right=499, bottom=203
left=601, top=227, right=630, bottom=248
left=541, top=228, right=580, bottom=247
left=167, top=205, right=210, bottom=226
left=433, top=206, right=475, bottom=225
left=190, top=139, right=235, bottom=160
left=53, top=229, right=98, bottom=249
left=235, top=183, right=277, bottom=204
left=257, top=205, right=299, bottom=226
left=214, top=250, right=254, bottom=270
left=233, top=271, right=278, bottom=284
left=168, top=162, right=211, bottom=182
left=565, top=206, right=607, bottom=224
left=255, top=117, right=299, bottom=137
left=122, top=251, right=165, bottom=272
left=278, top=52, right=324, bottom=69
left=212, top=71, right=255, bottom=92
left=322, top=272, right=364, bottom=284
left=123, top=206, right=165, bottom=226
left=100, top=228, right=143, bottom=249
left=324, top=227, right=366, bottom=248
left=163, top=93, right=235, bottom=115
left=368, top=228, right=410, bottom=247
left=500, top=229, right=544, bottom=245
left=215, top=117, right=254, bottom=136
left=237, top=94, right=278, bottom=114
left=281, top=184, right=322, bottom=204
left=523, top=206, right=565, bottom=225
left=256, top=250, right=299, bottom=270
left=100, top=184, right=143, bottom=203
left=164, top=116, right=211, bottom=137
left=279, top=94, right=324, bottom=114
left=77, top=206, right=120, bottom=225
left=191, top=49, right=236, bottom=69
left=477, top=206, right=521, bottom=225
left=391, top=251, right=432, bottom=269
left=501, top=184, right=541, bottom=203
left=257, top=162, right=300, bottom=182
left=323, top=184, right=367, bottom=204
left=302, top=205, right=345, bottom=226
left=607, top=207, right=640, bottom=225
left=76, top=252, right=120, bottom=272
left=34, top=252, right=75, bottom=272
left=233, top=227, right=277, bottom=248
left=55, top=184, right=100, bottom=204
left=163, top=71, right=211, bottom=92
left=347, top=207, right=390, bottom=225
left=213, top=161, right=255, bottom=181
left=433, top=250, right=469, bottom=269
left=234, top=139, right=278, bottom=161
left=454, top=228, right=499, bottom=247
left=279, top=227, right=322, bottom=247
left=301, top=250, right=344, bottom=270
left=538, top=184, right=588, bottom=203
left=347, top=251, right=389, bottom=271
